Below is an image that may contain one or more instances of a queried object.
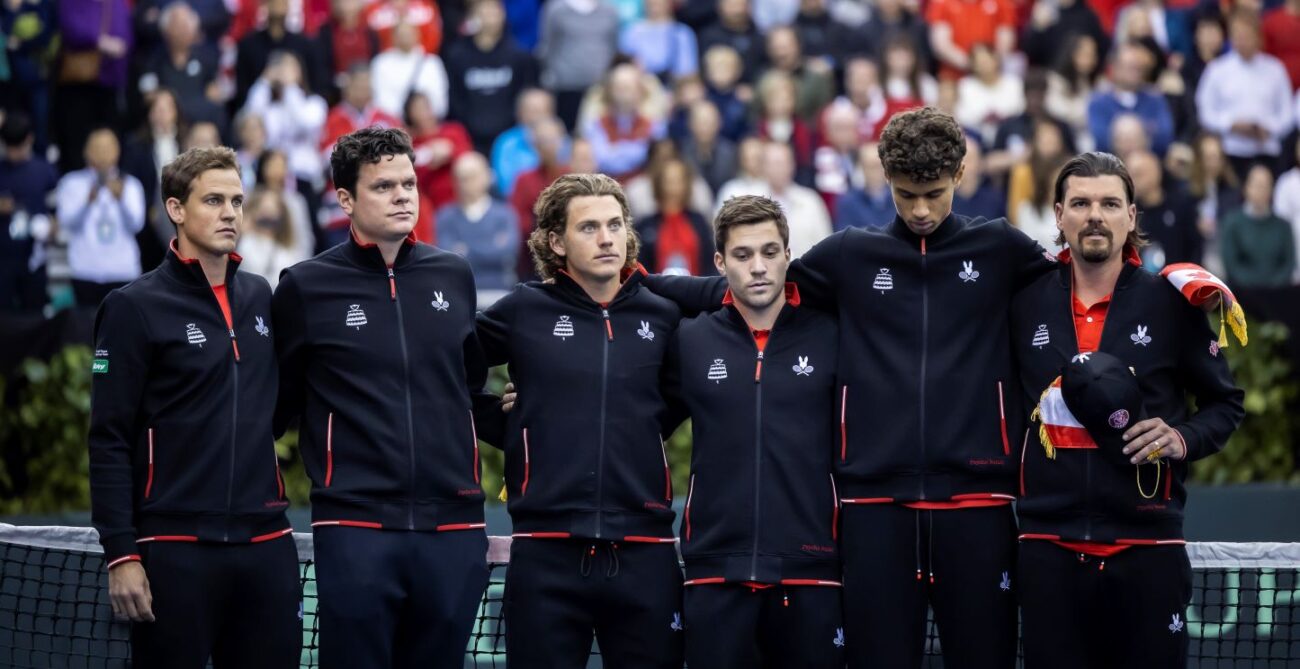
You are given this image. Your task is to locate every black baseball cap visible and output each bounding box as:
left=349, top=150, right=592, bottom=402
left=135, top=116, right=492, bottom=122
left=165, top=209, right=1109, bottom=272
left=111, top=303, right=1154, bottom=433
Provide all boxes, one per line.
left=1060, top=351, right=1148, bottom=468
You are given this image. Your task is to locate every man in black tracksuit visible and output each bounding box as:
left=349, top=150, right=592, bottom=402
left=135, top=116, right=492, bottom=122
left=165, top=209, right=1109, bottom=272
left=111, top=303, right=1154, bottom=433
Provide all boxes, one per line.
left=671, top=195, right=844, bottom=668
left=1010, top=152, right=1244, bottom=668
left=648, top=109, right=1055, bottom=668
left=89, top=147, right=299, bottom=668
left=475, top=173, right=685, bottom=668
left=272, top=128, right=501, bottom=669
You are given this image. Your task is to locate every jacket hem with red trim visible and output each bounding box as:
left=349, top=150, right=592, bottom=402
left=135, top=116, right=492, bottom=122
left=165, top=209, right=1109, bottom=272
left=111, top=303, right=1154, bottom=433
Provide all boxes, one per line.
left=683, top=554, right=840, bottom=584
left=510, top=509, right=675, bottom=542
left=835, top=472, right=1017, bottom=504
left=107, top=512, right=293, bottom=563
left=1017, top=516, right=1186, bottom=544
left=309, top=496, right=485, bottom=531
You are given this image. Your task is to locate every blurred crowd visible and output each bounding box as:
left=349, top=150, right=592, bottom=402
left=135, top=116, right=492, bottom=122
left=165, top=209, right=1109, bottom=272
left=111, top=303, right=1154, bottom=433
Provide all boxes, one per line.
left=2, top=0, right=1300, bottom=313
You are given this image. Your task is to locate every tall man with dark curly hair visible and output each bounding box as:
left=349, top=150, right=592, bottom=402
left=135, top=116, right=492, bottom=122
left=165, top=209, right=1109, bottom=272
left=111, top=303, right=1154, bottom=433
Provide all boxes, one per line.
left=272, top=127, right=503, bottom=669
left=475, top=173, right=687, bottom=669
left=647, top=106, right=1057, bottom=668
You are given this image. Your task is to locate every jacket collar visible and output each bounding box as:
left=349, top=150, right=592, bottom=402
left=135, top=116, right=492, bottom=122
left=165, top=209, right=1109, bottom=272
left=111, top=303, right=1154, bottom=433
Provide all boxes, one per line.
left=1054, top=244, right=1143, bottom=289
left=885, top=212, right=962, bottom=249
left=341, top=226, right=418, bottom=270
left=163, top=238, right=242, bottom=288
left=552, top=264, right=648, bottom=307
left=722, top=282, right=802, bottom=334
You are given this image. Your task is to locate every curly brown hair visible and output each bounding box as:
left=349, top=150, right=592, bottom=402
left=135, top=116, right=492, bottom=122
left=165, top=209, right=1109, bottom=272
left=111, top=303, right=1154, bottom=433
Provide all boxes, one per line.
left=877, top=107, right=967, bottom=183
left=528, top=173, right=641, bottom=280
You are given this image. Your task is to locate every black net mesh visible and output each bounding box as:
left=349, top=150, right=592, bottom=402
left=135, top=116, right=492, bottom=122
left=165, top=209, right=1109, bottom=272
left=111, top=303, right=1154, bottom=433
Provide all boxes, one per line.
left=0, top=534, right=1295, bottom=668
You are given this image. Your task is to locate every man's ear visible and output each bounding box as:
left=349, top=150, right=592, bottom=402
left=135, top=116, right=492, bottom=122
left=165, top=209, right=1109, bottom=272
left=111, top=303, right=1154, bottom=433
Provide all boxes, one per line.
left=165, top=197, right=185, bottom=229
left=714, top=250, right=725, bottom=275
left=337, top=188, right=354, bottom=217
left=549, top=230, right=566, bottom=259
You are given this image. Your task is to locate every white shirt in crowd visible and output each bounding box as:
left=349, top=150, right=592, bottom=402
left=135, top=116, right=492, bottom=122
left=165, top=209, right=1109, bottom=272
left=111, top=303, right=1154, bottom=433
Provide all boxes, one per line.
left=1273, top=165, right=1300, bottom=283
left=370, top=47, right=448, bottom=120
left=956, top=74, right=1026, bottom=146
left=1015, top=201, right=1063, bottom=255
left=55, top=168, right=146, bottom=284
left=243, top=81, right=329, bottom=188
left=1195, top=50, right=1295, bottom=158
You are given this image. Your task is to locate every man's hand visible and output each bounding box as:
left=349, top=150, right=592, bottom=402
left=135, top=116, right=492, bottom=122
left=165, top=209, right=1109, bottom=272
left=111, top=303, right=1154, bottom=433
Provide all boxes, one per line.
left=501, top=382, right=516, bottom=413
left=108, top=561, right=155, bottom=622
left=0, top=195, right=14, bottom=215
left=108, top=178, right=124, bottom=200
left=1122, top=418, right=1185, bottom=464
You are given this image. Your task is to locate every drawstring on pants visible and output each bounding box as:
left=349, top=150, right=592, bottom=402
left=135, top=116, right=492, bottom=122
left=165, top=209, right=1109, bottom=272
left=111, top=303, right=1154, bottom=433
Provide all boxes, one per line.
left=927, top=511, right=935, bottom=585
left=914, top=511, right=923, bottom=582
left=578, top=542, right=621, bottom=578
left=606, top=543, right=621, bottom=578
left=913, top=510, right=936, bottom=585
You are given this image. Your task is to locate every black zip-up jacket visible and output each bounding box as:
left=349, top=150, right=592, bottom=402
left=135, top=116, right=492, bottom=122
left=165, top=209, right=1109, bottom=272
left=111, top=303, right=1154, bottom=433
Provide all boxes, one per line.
left=89, top=247, right=290, bottom=567
left=475, top=269, right=684, bottom=542
left=646, top=214, right=1055, bottom=503
left=1010, top=258, right=1244, bottom=543
left=672, top=286, right=841, bottom=584
left=272, top=234, right=500, bottom=531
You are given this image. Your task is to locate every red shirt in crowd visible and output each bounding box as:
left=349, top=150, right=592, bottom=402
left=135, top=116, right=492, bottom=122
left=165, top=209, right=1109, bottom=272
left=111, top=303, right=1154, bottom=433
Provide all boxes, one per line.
left=365, top=0, right=443, bottom=54
left=412, top=123, right=473, bottom=243
left=1263, top=4, right=1300, bottom=92
left=924, top=0, right=1017, bottom=80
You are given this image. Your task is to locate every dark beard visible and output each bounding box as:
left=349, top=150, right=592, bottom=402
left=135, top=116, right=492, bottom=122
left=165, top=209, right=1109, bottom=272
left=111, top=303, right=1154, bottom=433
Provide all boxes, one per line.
left=1075, top=228, right=1114, bottom=263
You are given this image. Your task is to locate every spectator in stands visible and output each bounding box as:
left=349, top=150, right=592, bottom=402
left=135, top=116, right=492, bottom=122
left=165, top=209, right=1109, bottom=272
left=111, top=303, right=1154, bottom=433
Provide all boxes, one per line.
left=183, top=120, right=221, bottom=150
left=1008, top=120, right=1070, bottom=250
left=1195, top=11, right=1295, bottom=178
left=760, top=141, right=832, bottom=258
left=625, top=139, right=714, bottom=221
left=1088, top=41, right=1176, bottom=156
left=583, top=62, right=665, bottom=181
left=316, top=0, right=380, bottom=98
left=1046, top=33, right=1103, bottom=151
left=753, top=0, right=798, bottom=33
left=122, top=89, right=185, bottom=270
left=364, top=0, right=442, bottom=54
left=620, top=0, right=698, bottom=83
left=255, top=149, right=316, bottom=260
left=436, top=152, right=519, bottom=290
left=321, top=64, right=402, bottom=158
left=0, top=0, right=56, bottom=150
left=793, top=0, right=838, bottom=60
left=233, top=0, right=325, bottom=110
left=987, top=68, right=1074, bottom=178
left=850, top=0, right=930, bottom=72
left=925, top=0, right=1016, bottom=81
left=445, top=0, right=538, bottom=155
left=756, top=71, right=815, bottom=186
left=492, top=88, right=556, bottom=196
left=952, top=136, right=1007, bottom=221
left=509, top=116, right=569, bottom=279
left=0, top=113, right=58, bottom=311
left=1113, top=0, right=1190, bottom=56
left=1274, top=137, right=1300, bottom=282
left=1110, top=113, right=1153, bottom=161
left=682, top=100, right=738, bottom=195
left=538, top=0, right=620, bottom=130
left=1190, top=131, right=1242, bottom=274
left=573, top=58, right=671, bottom=140
left=1221, top=164, right=1297, bottom=287
left=1263, top=0, right=1300, bottom=92
left=834, top=141, right=894, bottom=231
left=1021, top=0, right=1107, bottom=69
left=1168, top=13, right=1227, bottom=140
left=701, top=45, right=751, bottom=141
left=235, top=113, right=266, bottom=187
left=237, top=186, right=309, bottom=288
left=883, top=35, right=937, bottom=107
left=956, top=44, right=1025, bottom=147
left=714, top=136, right=766, bottom=212
left=243, top=50, right=329, bottom=190
left=698, top=0, right=763, bottom=83
left=54, top=0, right=131, bottom=173
left=56, top=128, right=146, bottom=307
left=370, top=21, right=448, bottom=120
left=830, top=57, right=889, bottom=142
left=132, top=0, right=228, bottom=52
left=1129, top=149, right=1203, bottom=271
left=407, top=90, right=473, bottom=243
left=136, top=2, right=223, bottom=129
left=635, top=157, right=714, bottom=275
left=764, top=26, right=835, bottom=124
left=666, top=75, right=709, bottom=147
left=813, top=101, right=860, bottom=210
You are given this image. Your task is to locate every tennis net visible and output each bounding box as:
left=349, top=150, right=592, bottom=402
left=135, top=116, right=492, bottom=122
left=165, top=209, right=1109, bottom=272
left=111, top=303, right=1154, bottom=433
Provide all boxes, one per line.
left=0, top=524, right=1296, bottom=667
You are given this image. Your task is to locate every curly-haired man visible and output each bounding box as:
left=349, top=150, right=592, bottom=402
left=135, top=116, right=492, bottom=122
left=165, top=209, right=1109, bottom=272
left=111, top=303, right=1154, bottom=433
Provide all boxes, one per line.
left=647, top=106, right=1059, bottom=668
left=475, top=173, right=687, bottom=669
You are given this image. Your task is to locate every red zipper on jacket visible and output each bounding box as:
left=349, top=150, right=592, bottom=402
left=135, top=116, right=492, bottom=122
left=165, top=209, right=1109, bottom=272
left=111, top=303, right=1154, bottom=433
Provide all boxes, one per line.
left=145, top=428, right=155, bottom=499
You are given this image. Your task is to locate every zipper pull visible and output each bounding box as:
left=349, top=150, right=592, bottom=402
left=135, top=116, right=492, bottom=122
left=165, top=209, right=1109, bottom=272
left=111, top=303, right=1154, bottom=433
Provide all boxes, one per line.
left=920, top=237, right=927, bottom=256
left=387, top=267, right=397, bottom=301
left=602, top=309, right=613, bottom=341
left=755, top=350, right=764, bottom=382
left=229, top=329, right=241, bottom=362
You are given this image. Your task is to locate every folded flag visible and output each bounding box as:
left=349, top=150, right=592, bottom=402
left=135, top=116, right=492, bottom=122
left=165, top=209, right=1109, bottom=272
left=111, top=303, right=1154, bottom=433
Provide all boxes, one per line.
left=1159, top=263, right=1247, bottom=348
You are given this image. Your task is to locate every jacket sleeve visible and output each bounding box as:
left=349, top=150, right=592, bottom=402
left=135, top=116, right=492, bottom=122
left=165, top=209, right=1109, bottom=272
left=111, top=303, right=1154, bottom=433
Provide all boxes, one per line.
left=464, top=278, right=505, bottom=449
left=660, top=320, right=690, bottom=438
left=271, top=271, right=308, bottom=438
left=640, top=274, right=727, bottom=316
left=1172, top=300, right=1245, bottom=462
left=1002, top=219, right=1057, bottom=290
left=88, top=291, right=149, bottom=566
left=475, top=289, right=515, bottom=367
left=787, top=228, right=847, bottom=312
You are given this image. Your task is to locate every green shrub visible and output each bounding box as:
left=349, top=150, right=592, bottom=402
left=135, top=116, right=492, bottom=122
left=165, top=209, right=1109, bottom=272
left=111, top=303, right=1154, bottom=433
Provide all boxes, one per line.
left=0, top=346, right=93, bottom=513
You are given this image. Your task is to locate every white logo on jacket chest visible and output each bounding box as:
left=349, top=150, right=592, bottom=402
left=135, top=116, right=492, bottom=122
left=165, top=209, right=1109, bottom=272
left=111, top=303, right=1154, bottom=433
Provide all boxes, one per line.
left=1032, top=324, right=1050, bottom=348
left=793, top=356, right=814, bottom=376
left=1169, top=613, right=1184, bottom=634
left=959, top=260, right=980, bottom=283
left=431, top=291, right=450, bottom=311
left=833, top=628, right=845, bottom=647
left=185, top=323, right=206, bottom=347
left=637, top=321, right=655, bottom=341
left=872, top=268, right=894, bottom=293
left=553, top=315, right=574, bottom=339
left=346, top=304, right=368, bottom=329
left=708, top=359, right=728, bottom=382
left=1131, top=325, right=1152, bottom=346
left=255, top=316, right=270, bottom=337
